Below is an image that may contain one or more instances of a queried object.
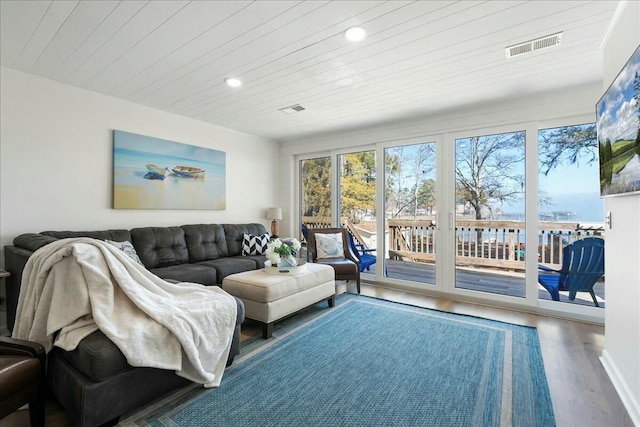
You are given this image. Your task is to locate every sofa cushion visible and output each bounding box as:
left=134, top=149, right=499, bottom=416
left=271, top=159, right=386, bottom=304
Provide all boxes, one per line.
left=223, top=224, right=269, bottom=257
left=60, top=330, right=129, bottom=382
left=232, top=255, right=267, bottom=270
left=197, top=257, right=258, bottom=284
left=42, top=229, right=132, bottom=242
left=150, top=264, right=217, bottom=286
left=130, top=226, right=188, bottom=268
left=182, top=224, right=229, bottom=262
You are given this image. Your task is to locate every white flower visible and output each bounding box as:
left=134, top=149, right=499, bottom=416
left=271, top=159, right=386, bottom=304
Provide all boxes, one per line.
left=265, top=237, right=301, bottom=265
left=266, top=251, right=281, bottom=265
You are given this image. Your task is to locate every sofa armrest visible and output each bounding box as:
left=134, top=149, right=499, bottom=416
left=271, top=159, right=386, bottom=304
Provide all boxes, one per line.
left=0, top=336, right=46, bottom=366
left=12, top=233, right=59, bottom=252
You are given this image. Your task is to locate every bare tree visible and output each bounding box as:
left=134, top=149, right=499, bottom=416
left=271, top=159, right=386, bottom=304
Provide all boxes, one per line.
left=385, top=144, right=436, bottom=218
left=455, top=132, right=525, bottom=220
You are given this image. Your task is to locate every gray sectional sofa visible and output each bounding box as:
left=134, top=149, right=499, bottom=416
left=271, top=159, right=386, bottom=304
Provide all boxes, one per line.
left=4, top=222, right=269, bottom=427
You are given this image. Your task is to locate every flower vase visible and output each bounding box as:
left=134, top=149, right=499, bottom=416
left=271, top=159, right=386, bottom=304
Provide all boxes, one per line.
left=279, top=255, right=298, bottom=268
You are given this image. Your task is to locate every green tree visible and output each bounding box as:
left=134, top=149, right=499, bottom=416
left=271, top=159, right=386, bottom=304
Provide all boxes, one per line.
left=603, top=139, right=613, bottom=188
left=417, top=178, right=436, bottom=214
left=634, top=71, right=640, bottom=155
left=456, top=132, right=525, bottom=220
left=339, top=152, right=376, bottom=223
left=384, top=152, right=401, bottom=208
left=301, top=157, right=331, bottom=217
left=634, top=70, right=640, bottom=119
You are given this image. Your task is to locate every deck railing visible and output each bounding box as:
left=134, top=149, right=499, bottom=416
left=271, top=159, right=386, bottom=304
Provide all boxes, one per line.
left=301, top=216, right=369, bottom=247
left=302, top=216, right=604, bottom=271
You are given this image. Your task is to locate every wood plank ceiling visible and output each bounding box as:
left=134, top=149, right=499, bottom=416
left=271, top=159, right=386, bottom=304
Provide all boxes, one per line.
left=0, top=1, right=621, bottom=141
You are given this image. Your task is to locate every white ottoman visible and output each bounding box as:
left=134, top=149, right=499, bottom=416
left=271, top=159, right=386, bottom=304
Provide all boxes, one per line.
left=222, top=263, right=335, bottom=338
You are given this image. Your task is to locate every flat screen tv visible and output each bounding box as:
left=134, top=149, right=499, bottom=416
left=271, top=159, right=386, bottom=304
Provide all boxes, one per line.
left=596, top=44, right=640, bottom=197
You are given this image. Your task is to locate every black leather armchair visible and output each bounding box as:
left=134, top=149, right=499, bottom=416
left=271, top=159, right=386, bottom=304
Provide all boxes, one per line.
left=307, top=227, right=361, bottom=293
left=0, top=337, right=46, bottom=427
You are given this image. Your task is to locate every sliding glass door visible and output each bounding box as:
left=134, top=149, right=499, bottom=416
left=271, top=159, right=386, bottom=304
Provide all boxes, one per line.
left=537, top=123, right=605, bottom=308
left=296, top=120, right=604, bottom=319
left=337, top=150, right=377, bottom=272
left=454, top=130, right=526, bottom=298
left=384, top=141, right=437, bottom=285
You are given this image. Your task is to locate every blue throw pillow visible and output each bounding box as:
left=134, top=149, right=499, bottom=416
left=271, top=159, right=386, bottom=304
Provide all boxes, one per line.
left=315, top=233, right=344, bottom=259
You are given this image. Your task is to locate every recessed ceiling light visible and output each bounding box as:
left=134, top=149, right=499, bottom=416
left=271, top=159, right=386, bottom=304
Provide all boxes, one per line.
left=344, top=26, right=366, bottom=42
left=225, top=78, right=242, bottom=87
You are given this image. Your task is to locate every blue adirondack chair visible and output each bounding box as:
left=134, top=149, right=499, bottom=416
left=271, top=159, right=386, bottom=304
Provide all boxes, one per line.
left=538, top=237, right=604, bottom=307
left=347, top=231, right=377, bottom=272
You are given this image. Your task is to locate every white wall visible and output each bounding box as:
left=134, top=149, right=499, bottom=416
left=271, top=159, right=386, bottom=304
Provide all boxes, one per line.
left=0, top=67, right=280, bottom=260
left=600, top=2, right=640, bottom=425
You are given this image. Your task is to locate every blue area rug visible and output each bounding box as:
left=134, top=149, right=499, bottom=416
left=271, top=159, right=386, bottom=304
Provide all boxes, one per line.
left=122, top=295, right=555, bottom=426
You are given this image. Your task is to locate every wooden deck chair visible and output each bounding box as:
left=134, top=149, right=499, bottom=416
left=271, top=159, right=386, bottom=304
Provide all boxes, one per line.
left=538, top=237, right=604, bottom=307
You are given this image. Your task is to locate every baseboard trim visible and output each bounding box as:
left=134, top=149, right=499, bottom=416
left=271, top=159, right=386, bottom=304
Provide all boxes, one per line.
left=600, top=349, right=640, bottom=426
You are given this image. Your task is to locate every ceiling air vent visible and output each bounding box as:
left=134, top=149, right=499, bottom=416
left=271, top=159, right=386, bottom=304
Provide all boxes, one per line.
left=279, top=104, right=306, bottom=114
left=506, top=32, right=563, bottom=58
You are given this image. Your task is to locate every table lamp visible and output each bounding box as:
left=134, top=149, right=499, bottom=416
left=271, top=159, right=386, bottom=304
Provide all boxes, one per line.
left=266, top=208, right=282, bottom=237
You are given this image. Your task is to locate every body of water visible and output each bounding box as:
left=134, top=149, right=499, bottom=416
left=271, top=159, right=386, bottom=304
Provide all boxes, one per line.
left=113, top=147, right=226, bottom=210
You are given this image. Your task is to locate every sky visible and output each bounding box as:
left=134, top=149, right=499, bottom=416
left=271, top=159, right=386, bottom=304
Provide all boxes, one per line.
left=596, top=46, right=640, bottom=143
left=386, top=139, right=603, bottom=222
left=537, top=162, right=603, bottom=222
left=114, top=130, right=225, bottom=164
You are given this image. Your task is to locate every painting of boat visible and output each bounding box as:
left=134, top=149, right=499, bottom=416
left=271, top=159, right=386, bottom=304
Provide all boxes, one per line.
left=146, top=164, right=168, bottom=175
left=114, top=130, right=225, bottom=209
left=171, top=165, right=205, bottom=178
left=143, top=171, right=165, bottom=180
left=143, top=163, right=167, bottom=180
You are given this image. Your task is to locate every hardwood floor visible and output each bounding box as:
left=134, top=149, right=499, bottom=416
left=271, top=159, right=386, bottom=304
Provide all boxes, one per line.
left=385, top=259, right=606, bottom=307
left=2, top=282, right=631, bottom=427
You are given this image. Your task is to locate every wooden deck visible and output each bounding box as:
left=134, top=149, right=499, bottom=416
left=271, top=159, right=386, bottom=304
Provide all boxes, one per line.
left=382, top=259, right=605, bottom=308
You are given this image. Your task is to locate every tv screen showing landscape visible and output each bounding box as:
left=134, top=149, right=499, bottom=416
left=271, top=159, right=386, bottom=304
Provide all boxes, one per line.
left=596, top=45, right=640, bottom=197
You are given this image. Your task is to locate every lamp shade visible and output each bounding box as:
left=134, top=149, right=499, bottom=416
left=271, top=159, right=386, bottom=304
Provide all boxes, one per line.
left=266, top=208, right=282, bottom=221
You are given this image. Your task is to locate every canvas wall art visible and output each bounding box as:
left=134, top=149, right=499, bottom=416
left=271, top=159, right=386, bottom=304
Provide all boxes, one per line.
left=596, top=45, right=640, bottom=197
left=113, top=130, right=226, bottom=209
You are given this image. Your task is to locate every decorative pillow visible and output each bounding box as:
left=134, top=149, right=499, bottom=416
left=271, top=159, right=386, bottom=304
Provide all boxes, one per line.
left=105, top=239, right=144, bottom=265
left=315, top=233, right=344, bottom=259
left=242, top=233, right=270, bottom=256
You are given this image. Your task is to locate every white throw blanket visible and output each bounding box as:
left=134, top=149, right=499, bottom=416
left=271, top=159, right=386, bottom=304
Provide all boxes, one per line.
left=12, top=237, right=237, bottom=387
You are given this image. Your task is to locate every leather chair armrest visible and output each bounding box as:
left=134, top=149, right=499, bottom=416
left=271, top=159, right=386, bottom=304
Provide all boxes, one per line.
left=0, top=336, right=46, bottom=367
